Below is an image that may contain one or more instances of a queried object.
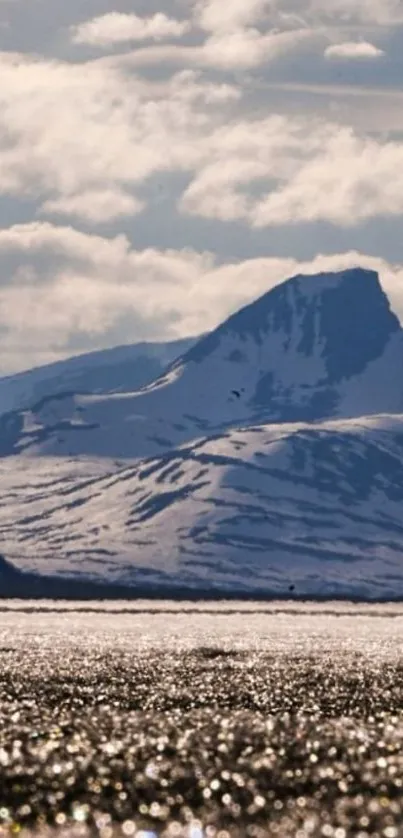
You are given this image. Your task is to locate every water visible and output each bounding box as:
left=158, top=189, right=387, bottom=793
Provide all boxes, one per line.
left=1, top=601, right=403, bottom=838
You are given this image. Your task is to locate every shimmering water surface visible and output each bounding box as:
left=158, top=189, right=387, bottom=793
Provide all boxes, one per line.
left=1, top=600, right=403, bottom=838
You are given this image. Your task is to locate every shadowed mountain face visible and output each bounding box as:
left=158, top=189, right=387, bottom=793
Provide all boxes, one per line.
left=186, top=268, right=398, bottom=373
left=0, top=553, right=20, bottom=579
left=0, top=267, right=401, bottom=460
left=181, top=268, right=402, bottom=422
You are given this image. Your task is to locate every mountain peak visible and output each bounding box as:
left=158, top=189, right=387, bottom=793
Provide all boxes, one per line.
left=287, top=267, right=399, bottom=382
left=173, top=266, right=402, bottom=425
left=183, top=267, right=399, bottom=377
left=288, top=266, right=380, bottom=291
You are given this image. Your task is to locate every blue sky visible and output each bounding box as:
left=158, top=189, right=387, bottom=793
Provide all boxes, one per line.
left=0, top=0, right=403, bottom=372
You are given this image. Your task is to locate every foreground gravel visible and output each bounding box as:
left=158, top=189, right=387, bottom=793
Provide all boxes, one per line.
left=1, top=603, right=403, bottom=838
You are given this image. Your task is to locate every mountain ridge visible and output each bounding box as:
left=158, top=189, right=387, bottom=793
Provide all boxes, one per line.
left=2, top=413, right=403, bottom=598
left=0, top=266, right=402, bottom=459
left=1, top=266, right=403, bottom=598
left=0, top=336, right=197, bottom=416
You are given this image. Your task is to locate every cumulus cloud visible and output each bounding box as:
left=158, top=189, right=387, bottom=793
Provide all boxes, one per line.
left=180, top=117, right=403, bottom=228
left=252, top=127, right=403, bottom=227
left=0, top=54, right=238, bottom=222
left=0, top=221, right=403, bottom=373
left=40, top=189, right=144, bottom=224
left=72, top=12, right=190, bottom=47
left=325, top=41, right=385, bottom=59
left=193, top=0, right=270, bottom=32
left=1, top=49, right=403, bottom=234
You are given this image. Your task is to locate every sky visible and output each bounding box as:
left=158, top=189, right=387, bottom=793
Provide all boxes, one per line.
left=1, top=0, right=403, bottom=373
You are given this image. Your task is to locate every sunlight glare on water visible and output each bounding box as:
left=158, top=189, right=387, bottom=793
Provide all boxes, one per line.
left=1, top=599, right=403, bottom=657
left=1, top=600, right=403, bottom=838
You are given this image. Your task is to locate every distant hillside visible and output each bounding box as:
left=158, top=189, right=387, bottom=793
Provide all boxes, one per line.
left=0, top=336, right=196, bottom=415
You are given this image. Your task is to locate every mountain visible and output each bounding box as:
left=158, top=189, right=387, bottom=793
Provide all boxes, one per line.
left=0, top=267, right=402, bottom=460
left=0, top=336, right=196, bottom=415
left=1, top=266, right=403, bottom=599
left=2, top=414, right=403, bottom=598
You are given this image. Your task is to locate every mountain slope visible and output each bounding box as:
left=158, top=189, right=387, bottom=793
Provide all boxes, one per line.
left=0, top=268, right=402, bottom=460
left=2, top=414, right=403, bottom=598
left=0, top=336, right=196, bottom=415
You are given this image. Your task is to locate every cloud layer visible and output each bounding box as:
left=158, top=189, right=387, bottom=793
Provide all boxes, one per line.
left=0, top=0, right=402, bottom=371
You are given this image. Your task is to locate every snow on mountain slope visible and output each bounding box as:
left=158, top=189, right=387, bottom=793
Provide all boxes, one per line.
left=0, top=267, right=402, bottom=460
left=2, top=414, right=403, bottom=598
left=0, top=336, right=196, bottom=415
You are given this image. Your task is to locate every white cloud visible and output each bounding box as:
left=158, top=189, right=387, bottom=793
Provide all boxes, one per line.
left=72, top=12, right=190, bottom=47
left=0, top=221, right=403, bottom=373
left=325, top=41, right=385, bottom=59
left=180, top=116, right=403, bottom=228
left=40, top=189, right=144, bottom=224
left=252, top=127, right=403, bottom=227
left=193, top=0, right=270, bottom=32
left=200, top=27, right=312, bottom=70
left=0, top=54, right=238, bottom=221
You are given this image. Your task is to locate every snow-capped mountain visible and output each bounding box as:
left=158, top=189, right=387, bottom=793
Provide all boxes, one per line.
left=0, top=267, right=402, bottom=460
left=0, top=336, right=196, bottom=415
left=2, top=414, right=403, bottom=598
left=1, top=266, right=403, bottom=598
